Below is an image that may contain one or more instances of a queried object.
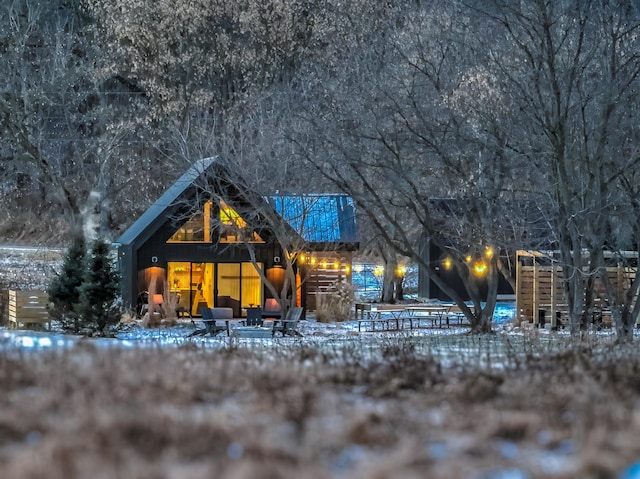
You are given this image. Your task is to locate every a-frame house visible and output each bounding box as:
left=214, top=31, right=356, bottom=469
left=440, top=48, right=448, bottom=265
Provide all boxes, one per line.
left=115, top=158, right=359, bottom=317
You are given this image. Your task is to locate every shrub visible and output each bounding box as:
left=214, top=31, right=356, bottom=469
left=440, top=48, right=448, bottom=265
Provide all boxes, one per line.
left=76, top=239, right=121, bottom=332
left=315, top=277, right=355, bottom=323
left=47, top=237, right=86, bottom=331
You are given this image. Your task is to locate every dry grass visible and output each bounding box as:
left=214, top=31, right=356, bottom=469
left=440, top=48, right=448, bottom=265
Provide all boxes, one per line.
left=0, top=335, right=639, bottom=478
left=315, top=279, right=355, bottom=323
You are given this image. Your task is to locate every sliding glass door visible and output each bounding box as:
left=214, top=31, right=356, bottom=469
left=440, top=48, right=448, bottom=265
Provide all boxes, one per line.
left=167, top=261, right=263, bottom=317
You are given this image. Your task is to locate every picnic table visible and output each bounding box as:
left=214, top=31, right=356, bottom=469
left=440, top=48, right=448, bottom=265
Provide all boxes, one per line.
left=355, top=303, right=471, bottom=332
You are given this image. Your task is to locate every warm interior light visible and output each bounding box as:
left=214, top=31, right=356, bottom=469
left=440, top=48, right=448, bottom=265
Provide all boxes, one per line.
left=152, top=294, right=164, bottom=305
left=485, top=246, right=494, bottom=259
left=373, top=265, right=384, bottom=277
left=473, top=261, right=488, bottom=277
left=443, top=257, right=453, bottom=270
left=333, top=261, right=340, bottom=269
left=310, top=257, right=317, bottom=265
left=219, top=201, right=246, bottom=227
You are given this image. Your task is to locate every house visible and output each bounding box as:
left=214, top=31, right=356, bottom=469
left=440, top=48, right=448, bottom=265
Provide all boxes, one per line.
left=114, top=158, right=359, bottom=317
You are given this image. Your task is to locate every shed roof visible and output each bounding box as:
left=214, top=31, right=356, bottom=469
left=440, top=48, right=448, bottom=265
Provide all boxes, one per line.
left=267, top=195, right=357, bottom=244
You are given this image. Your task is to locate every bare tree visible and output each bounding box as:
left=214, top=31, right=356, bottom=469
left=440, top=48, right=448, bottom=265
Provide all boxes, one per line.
left=0, top=0, right=160, bottom=243
left=289, top=1, right=529, bottom=332
left=473, top=0, right=640, bottom=340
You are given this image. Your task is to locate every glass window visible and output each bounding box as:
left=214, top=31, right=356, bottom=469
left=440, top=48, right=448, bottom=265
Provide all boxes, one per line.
left=219, top=201, right=264, bottom=243
left=167, top=201, right=212, bottom=243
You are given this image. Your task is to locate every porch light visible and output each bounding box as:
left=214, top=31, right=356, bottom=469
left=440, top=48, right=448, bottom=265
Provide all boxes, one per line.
left=298, top=254, right=306, bottom=264
left=344, top=265, right=351, bottom=274
left=373, top=265, right=384, bottom=277
left=465, top=255, right=472, bottom=263
left=396, top=265, right=406, bottom=277
left=321, top=259, right=328, bottom=269
left=443, top=257, right=453, bottom=270
left=310, top=257, right=317, bottom=266
left=485, top=246, right=494, bottom=259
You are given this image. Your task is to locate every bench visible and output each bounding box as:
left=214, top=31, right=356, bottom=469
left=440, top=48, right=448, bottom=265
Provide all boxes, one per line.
left=354, top=303, right=372, bottom=320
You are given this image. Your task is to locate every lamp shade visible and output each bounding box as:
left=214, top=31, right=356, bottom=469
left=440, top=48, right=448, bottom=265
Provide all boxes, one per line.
left=152, top=294, right=164, bottom=305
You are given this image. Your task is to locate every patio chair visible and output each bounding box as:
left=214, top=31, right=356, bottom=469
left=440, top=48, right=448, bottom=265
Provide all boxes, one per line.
left=272, top=307, right=304, bottom=337
left=200, top=306, right=228, bottom=336
left=244, top=307, right=263, bottom=326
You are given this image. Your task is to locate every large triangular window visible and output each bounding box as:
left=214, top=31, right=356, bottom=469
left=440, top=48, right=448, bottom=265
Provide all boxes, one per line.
left=167, top=200, right=264, bottom=244
left=219, top=201, right=264, bottom=243
left=167, top=201, right=213, bottom=243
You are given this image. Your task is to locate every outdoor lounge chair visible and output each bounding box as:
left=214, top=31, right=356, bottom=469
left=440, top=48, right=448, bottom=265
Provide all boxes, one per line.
left=200, top=307, right=228, bottom=336
left=244, top=307, right=263, bottom=326
left=271, top=307, right=304, bottom=337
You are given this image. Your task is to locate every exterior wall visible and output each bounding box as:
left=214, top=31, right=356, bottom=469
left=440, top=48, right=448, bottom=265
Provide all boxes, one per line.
left=120, top=235, right=281, bottom=313
left=420, top=240, right=513, bottom=301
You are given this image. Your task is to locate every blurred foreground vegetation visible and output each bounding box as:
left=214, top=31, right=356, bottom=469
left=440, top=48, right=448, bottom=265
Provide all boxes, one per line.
left=0, top=333, right=638, bottom=478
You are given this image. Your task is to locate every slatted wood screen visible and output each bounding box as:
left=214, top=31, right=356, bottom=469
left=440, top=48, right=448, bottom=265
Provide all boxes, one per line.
left=304, top=253, right=353, bottom=311
left=8, top=290, right=50, bottom=330
left=516, top=251, right=636, bottom=325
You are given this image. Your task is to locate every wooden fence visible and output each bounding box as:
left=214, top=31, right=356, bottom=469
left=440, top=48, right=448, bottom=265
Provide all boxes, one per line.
left=8, top=290, right=50, bottom=330
left=515, top=250, right=636, bottom=327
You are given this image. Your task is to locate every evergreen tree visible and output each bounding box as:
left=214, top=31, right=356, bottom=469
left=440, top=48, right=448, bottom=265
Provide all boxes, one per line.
left=47, top=238, right=86, bottom=331
left=77, top=239, right=121, bottom=332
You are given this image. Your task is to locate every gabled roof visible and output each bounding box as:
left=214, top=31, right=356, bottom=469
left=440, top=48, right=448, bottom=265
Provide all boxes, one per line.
left=115, top=157, right=359, bottom=249
left=116, top=157, right=219, bottom=247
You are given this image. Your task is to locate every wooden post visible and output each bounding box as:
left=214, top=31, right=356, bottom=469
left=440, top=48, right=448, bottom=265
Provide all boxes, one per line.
left=533, top=256, right=539, bottom=326
left=515, top=251, right=522, bottom=324
left=550, top=261, right=556, bottom=328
